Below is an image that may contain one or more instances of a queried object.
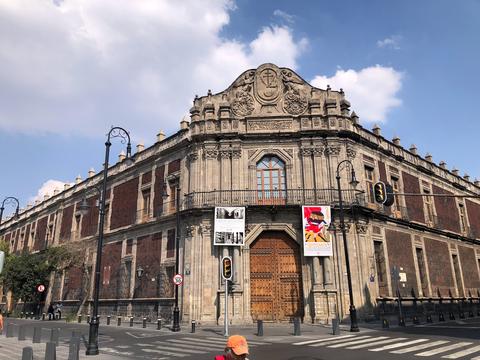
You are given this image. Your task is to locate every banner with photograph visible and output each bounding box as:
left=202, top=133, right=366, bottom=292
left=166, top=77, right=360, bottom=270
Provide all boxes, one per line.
left=214, top=207, right=245, bottom=246
left=302, top=206, right=332, bottom=256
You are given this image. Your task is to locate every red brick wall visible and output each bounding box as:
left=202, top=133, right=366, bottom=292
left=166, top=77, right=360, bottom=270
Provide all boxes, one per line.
left=458, top=245, right=480, bottom=292
left=23, top=224, right=31, bottom=252
left=62, top=266, right=84, bottom=301
left=402, top=172, right=425, bottom=223
left=99, top=242, right=122, bottom=299
left=153, top=165, right=165, bottom=217
left=466, top=200, right=480, bottom=238
left=432, top=185, right=460, bottom=233
left=378, top=161, right=387, bottom=182
left=59, top=205, right=74, bottom=243
left=135, top=232, right=162, bottom=298
left=142, top=171, right=152, bottom=185
left=168, top=159, right=180, bottom=174
left=81, top=196, right=99, bottom=238
left=424, top=238, right=455, bottom=296
left=33, top=216, right=48, bottom=251
left=385, top=229, right=418, bottom=296
left=110, top=177, right=139, bottom=230
left=166, top=229, right=175, bottom=258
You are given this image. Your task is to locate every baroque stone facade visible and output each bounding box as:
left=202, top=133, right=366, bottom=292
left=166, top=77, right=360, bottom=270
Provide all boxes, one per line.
left=1, top=63, right=480, bottom=325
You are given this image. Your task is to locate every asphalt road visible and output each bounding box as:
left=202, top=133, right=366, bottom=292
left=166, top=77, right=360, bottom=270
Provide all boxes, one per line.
left=5, top=317, right=480, bottom=359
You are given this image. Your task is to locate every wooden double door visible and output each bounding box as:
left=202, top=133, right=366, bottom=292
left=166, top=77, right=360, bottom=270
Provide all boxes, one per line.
left=250, top=231, right=304, bottom=321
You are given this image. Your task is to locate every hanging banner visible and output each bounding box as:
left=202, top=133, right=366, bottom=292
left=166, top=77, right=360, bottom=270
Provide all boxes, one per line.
left=214, top=207, right=245, bottom=246
left=302, top=206, right=332, bottom=256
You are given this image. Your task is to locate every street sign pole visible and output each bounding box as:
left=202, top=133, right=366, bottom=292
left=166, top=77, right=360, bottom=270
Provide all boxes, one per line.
left=224, top=278, right=229, bottom=337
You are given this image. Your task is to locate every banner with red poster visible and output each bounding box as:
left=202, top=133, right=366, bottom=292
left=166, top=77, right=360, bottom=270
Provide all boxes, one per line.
left=302, top=206, right=332, bottom=256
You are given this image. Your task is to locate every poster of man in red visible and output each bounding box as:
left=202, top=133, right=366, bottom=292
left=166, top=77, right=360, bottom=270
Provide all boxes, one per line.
left=302, top=206, right=332, bottom=256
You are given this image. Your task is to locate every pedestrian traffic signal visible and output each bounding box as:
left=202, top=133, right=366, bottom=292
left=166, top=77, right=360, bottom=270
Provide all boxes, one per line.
left=374, top=181, right=387, bottom=204
left=222, top=256, right=232, bottom=280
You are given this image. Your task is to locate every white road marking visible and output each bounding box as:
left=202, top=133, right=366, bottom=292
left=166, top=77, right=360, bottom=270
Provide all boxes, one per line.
left=148, top=345, right=206, bottom=354
left=369, top=338, right=429, bottom=352
left=327, top=336, right=389, bottom=348
left=441, top=345, right=480, bottom=358
left=166, top=339, right=225, bottom=349
left=390, top=340, right=450, bottom=354
left=205, top=336, right=270, bottom=345
left=414, top=342, right=472, bottom=357
left=142, top=348, right=188, bottom=357
left=310, top=335, right=372, bottom=347
left=347, top=337, right=407, bottom=349
left=293, top=335, right=355, bottom=345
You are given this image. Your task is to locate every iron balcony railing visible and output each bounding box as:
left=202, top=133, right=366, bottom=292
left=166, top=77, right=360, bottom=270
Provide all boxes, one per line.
left=184, top=188, right=365, bottom=209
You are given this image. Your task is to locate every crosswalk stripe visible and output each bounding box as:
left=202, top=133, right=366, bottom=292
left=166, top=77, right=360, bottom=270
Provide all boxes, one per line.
left=347, top=337, right=408, bottom=349
left=310, top=335, right=372, bottom=347
left=369, top=338, right=429, bottom=352
left=142, top=348, right=188, bottom=357
left=328, top=336, right=389, bottom=348
left=391, top=340, right=450, bottom=354
left=441, top=345, right=480, bottom=359
left=166, top=339, right=225, bottom=349
left=180, top=337, right=233, bottom=346
left=205, top=337, right=269, bottom=345
left=149, top=345, right=206, bottom=354
left=414, top=342, right=472, bottom=357
left=293, top=335, right=355, bottom=345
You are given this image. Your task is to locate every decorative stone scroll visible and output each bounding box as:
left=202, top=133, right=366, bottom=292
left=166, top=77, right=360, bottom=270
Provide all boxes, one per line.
left=203, top=148, right=218, bottom=159
left=346, top=147, right=357, bottom=159
left=324, top=146, right=341, bottom=156
left=247, top=119, right=292, bottom=131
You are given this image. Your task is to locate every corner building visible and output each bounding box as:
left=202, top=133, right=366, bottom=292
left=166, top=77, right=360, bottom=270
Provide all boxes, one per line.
left=1, top=63, right=480, bottom=325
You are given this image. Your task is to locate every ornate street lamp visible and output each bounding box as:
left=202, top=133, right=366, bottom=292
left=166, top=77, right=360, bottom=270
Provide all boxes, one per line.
left=86, top=127, right=133, bottom=356
left=163, top=182, right=181, bottom=332
left=0, top=196, right=20, bottom=225
left=336, top=159, right=360, bottom=332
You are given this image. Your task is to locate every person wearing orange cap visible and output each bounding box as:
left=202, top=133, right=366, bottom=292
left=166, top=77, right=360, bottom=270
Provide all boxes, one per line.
left=214, top=335, right=249, bottom=360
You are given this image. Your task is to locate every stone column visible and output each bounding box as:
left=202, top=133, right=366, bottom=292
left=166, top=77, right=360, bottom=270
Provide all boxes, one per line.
left=312, top=257, right=323, bottom=288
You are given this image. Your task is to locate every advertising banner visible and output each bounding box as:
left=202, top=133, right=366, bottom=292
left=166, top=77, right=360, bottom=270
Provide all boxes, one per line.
left=302, top=206, right=332, bottom=256
left=214, top=207, right=245, bottom=246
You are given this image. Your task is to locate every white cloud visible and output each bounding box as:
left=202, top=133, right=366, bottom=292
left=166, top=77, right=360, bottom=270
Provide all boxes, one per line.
left=0, top=0, right=307, bottom=142
left=273, top=9, right=295, bottom=24
left=377, top=35, right=402, bottom=50
left=311, top=66, right=403, bottom=123
left=29, top=179, right=70, bottom=203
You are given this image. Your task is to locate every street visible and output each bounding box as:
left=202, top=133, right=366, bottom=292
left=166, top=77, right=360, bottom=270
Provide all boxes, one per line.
left=2, top=317, right=480, bottom=359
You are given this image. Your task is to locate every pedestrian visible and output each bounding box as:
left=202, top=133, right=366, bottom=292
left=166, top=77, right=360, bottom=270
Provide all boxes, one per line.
left=47, top=304, right=54, bottom=320
left=56, top=302, right=63, bottom=320
left=0, top=312, right=4, bottom=333
left=215, top=335, right=249, bottom=360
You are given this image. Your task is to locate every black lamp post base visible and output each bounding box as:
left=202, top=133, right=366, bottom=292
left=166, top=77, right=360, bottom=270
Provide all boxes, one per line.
left=86, top=321, right=99, bottom=355
left=349, top=306, right=360, bottom=332
left=172, top=307, right=180, bottom=332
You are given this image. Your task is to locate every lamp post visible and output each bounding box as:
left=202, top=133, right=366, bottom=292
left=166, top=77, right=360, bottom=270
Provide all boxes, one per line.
left=86, top=127, right=133, bottom=356
left=0, top=196, right=20, bottom=225
left=336, top=159, right=360, bottom=332
left=163, top=183, right=181, bottom=332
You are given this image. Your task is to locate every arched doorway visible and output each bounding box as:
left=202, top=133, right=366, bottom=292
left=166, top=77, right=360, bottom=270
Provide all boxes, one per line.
left=250, top=231, right=304, bottom=321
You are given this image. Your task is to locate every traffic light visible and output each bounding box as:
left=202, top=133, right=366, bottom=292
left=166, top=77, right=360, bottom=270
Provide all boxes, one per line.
left=222, top=256, right=232, bottom=281
left=374, top=181, right=387, bottom=204
left=384, top=184, right=395, bottom=207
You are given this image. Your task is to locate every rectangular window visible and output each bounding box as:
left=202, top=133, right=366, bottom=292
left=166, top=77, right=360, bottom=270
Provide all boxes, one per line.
left=164, top=266, right=175, bottom=297
left=423, top=187, right=435, bottom=225
left=169, top=185, right=177, bottom=212
left=166, top=229, right=175, bottom=258
left=74, top=215, right=81, bottom=240
left=364, top=166, right=375, bottom=203
left=416, top=248, right=429, bottom=296
left=102, top=265, right=111, bottom=286
left=142, top=189, right=151, bottom=220
left=373, top=241, right=388, bottom=296
left=452, top=254, right=464, bottom=297
left=391, top=176, right=401, bottom=211
left=125, top=239, right=133, bottom=255
left=458, top=203, right=467, bottom=233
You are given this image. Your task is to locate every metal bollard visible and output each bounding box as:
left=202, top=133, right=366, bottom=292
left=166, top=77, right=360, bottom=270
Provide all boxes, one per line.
left=449, top=311, right=455, bottom=320
left=87, top=315, right=90, bottom=324
left=332, top=318, right=341, bottom=334
left=77, top=315, right=82, bottom=323
left=45, top=342, right=56, bottom=360
left=117, top=316, right=121, bottom=326
left=130, top=317, right=134, bottom=327
left=18, top=325, right=27, bottom=341
left=413, top=315, right=420, bottom=325
left=142, top=317, right=147, bottom=328
left=107, top=316, right=111, bottom=325
left=21, top=346, right=34, bottom=360
left=5, top=322, right=14, bottom=338
left=42, top=313, right=46, bottom=321
left=50, top=328, right=59, bottom=345
left=33, top=327, right=42, bottom=343
left=191, top=320, right=196, bottom=333
left=69, top=333, right=81, bottom=360
left=398, top=316, right=406, bottom=327
left=426, top=314, right=433, bottom=323
left=382, top=318, right=389, bottom=329
left=257, top=320, right=263, bottom=337
left=30, top=312, right=34, bottom=319
left=293, top=317, right=301, bottom=336
left=20, top=311, right=24, bottom=319
left=157, top=319, right=162, bottom=330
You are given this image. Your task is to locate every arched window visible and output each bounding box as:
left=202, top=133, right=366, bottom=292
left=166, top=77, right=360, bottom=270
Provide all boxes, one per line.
left=256, top=155, right=286, bottom=204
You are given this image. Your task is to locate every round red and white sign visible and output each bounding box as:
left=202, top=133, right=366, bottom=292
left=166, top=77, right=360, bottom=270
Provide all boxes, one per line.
left=37, top=284, right=45, bottom=293
left=172, top=274, right=183, bottom=286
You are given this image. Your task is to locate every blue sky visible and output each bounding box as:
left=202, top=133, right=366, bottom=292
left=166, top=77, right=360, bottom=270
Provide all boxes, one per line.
left=1, top=0, right=479, bottom=216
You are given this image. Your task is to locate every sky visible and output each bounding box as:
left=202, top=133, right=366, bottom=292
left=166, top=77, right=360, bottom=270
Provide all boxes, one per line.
left=1, top=0, right=479, bottom=217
